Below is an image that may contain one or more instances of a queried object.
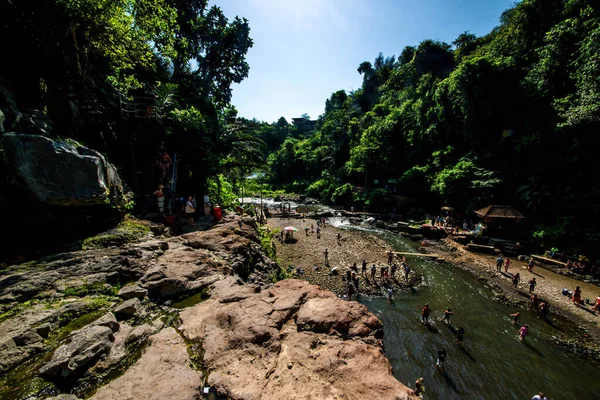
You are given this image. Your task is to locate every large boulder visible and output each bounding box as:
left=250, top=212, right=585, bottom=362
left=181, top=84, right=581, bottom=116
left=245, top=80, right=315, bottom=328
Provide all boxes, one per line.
left=0, top=133, right=133, bottom=257
left=0, top=133, right=131, bottom=207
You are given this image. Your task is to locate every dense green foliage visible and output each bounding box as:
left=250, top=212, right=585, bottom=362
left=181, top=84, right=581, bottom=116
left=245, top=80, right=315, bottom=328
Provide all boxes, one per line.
left=0, top=0, right=259, bottom=202
left=263, top=0, right=600, bottom=259
left=3, top=0, right=600, bottom=260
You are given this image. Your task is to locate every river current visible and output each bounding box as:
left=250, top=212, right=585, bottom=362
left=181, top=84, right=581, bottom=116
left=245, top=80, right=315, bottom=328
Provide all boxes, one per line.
left=239, top=197, right=599, bottom=399
left=360, top=230, right=600, bottom=400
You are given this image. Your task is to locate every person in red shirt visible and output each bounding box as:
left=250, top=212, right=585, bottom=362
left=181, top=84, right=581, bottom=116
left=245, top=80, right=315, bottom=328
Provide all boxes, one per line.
left=593, top=296, right=600, bottom=313
left=421, top=304, right=432, bottom=323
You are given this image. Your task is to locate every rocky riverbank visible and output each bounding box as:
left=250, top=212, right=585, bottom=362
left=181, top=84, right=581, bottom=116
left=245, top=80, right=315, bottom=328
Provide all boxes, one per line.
left=409, top=236, right=600, bottom=361
left=269, top=211, right=600, bottom=363
left=0, top=214, right=418, bottom=400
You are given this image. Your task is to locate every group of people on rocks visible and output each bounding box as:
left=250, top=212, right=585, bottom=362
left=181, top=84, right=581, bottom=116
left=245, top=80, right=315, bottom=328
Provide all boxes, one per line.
left=565, top=259, right=589, bottom=274
left=153, top=186, right=212, bottom=226
left=430, top=214, right=476, bottom=235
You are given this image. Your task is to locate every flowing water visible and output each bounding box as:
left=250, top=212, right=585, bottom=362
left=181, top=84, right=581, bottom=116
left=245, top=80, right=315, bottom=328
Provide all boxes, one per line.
left=358, top=230, right=600, bottom=400
left=257, top=201, right=598, bottom=398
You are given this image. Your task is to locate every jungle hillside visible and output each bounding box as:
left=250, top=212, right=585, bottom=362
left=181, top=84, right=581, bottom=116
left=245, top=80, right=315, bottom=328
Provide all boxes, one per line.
left=255, top=0, right=600, bottom=263
left=1, top=0, right=599, bottom=262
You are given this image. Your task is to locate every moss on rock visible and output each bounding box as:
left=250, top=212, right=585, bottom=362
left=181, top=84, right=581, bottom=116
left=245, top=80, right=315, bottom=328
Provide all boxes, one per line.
left=82, top=217, right=151, bottom=250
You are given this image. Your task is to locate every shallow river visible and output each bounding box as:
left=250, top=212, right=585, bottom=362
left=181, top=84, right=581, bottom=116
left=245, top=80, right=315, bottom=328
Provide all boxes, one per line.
left=358, top=230, right=600, bottom=400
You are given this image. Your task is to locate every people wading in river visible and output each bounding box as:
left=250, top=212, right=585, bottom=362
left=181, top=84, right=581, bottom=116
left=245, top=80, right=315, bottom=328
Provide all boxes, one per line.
left=512, top=272, right=520, bottom=290
left=442, top=307, right=454, bottom=325
left=414, top=377, right=425, bottom=397
left=539, top=301, right=549, bottom=320
left=496, top=256, right=503, bottom=272
left=504, top=257, right=511, bottom=273
left=519, top=324, right=529, bottom=342
left=370, top=264, right=377, bottom=281
left=529, top=293, right=539, bottom=313
left=403, top=263, right=411, bottom=282
left=510, top=312, right=520, bottom=325
left=528, top=258, right=535, bottom=272
left=421, top=304, right=431, bottom=323
left=456, top=327, right=465, bottom=346
left=529, top=277, right=537, bottom=293
left=435, top=348, right=447, bottom=370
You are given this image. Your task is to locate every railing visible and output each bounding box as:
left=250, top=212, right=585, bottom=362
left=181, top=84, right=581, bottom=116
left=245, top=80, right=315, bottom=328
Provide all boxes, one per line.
left=119, top=94, right=157, bottom=119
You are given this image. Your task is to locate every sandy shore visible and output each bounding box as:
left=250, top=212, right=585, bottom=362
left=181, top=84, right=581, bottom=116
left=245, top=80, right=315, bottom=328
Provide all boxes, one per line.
left=268, top=215, right=600, bottom=358
left=267, top=216, right=420, bottom=298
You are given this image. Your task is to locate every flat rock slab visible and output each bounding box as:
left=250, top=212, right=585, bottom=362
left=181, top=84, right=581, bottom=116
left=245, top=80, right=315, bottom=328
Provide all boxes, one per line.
left=179, top=278, right=418, bottom=400
left=91, top=327, right=203, bottom=400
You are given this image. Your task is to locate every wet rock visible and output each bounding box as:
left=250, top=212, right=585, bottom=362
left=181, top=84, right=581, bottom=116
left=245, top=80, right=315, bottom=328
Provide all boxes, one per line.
left=375, top=221, right=387, bottom=229
left=117, top=284, right=147, bottom=300
left=91, top=328, right=203, bottom=400
left=0, top=302, right=62, bottom=374
left=39, top=324, right=115, bottom=378
left=113, top=298, right=143, bottom=321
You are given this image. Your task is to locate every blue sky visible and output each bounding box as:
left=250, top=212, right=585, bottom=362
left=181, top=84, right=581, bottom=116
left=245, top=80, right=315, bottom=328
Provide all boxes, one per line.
left=218, top=0, right=517, bottom=123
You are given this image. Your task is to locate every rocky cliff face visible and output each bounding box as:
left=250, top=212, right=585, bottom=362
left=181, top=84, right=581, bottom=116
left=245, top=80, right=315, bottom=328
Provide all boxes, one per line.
left=0, top=215, right=418, bottom=400
left=0, top=133, right=133, bottom=258
left=1, top=133, right=132, bottom=207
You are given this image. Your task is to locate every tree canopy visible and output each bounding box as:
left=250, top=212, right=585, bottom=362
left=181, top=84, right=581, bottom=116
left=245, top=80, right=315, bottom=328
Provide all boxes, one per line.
left=261, top=0, right=600, bottom=260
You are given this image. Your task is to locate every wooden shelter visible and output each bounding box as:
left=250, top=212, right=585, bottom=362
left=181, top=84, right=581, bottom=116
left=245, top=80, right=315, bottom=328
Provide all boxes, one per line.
left=474, top=205, right=524, bottom=222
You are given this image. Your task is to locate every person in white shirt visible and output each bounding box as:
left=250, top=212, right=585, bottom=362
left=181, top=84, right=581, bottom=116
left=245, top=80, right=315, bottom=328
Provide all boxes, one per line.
left=185, top=196, right=195, bottom=226
left=531, top=392, right=547, bottom=400
left=203, top=194, right=211, bottom=219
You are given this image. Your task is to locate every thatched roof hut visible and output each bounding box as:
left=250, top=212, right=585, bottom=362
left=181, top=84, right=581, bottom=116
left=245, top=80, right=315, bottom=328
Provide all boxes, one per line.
left=474, top=205, right=525, bottom=221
